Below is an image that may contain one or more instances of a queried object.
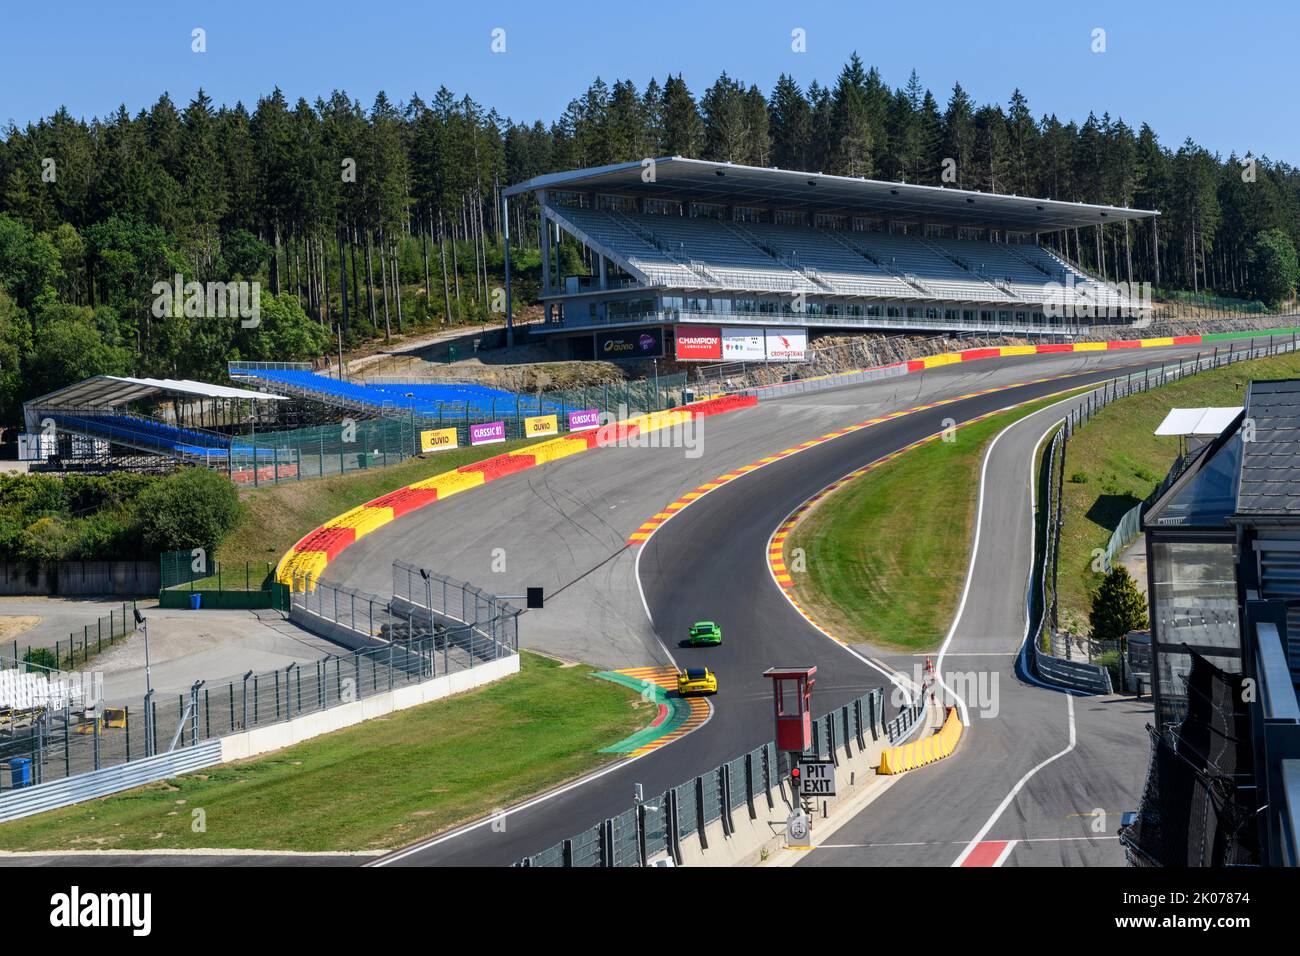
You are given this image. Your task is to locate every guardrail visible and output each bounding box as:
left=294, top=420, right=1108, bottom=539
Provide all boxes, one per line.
left=515, top=685, right=933, bottom=867
left=0, top=741, right=222, bottom=824
left=1028, top=333, right=1300, bottom=692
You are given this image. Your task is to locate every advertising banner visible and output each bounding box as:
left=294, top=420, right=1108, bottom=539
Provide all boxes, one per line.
left=524, top=414, right=558, bottom=438
left=420, top=427, right=459, bottom=453
left=469, top=421, right=506, bottom=446
left=721, top=327, right=766, bottom=361
left=568, top=409, right=601, bottom=432
left=764, top=327, right=808, bottom=362
left=674, top=325, right=722, bottom=361
left=595, top=327, right=664, bottom=360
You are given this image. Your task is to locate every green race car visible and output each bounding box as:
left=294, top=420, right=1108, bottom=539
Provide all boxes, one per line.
left=687, top=621, right=722, bottom=646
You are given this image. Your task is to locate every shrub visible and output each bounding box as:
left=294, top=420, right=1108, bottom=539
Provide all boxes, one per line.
left=23, top=647, right=57, bottom=671
left=1070, top=472, right=1088, bottom=484
left=1089, top=566, right=1149, bottom=645
left=135, top=467, right=244, bottom=557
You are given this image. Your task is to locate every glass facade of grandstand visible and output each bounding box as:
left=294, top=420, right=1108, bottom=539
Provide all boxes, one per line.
left=502, top=158, right=1156, bottom=359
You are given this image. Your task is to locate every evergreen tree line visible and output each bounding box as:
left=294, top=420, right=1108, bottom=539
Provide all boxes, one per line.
left=0, top=54, right=1297, bottom=424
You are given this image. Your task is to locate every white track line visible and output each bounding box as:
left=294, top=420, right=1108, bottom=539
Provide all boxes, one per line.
left=950, top=693, right=1076, bottom=866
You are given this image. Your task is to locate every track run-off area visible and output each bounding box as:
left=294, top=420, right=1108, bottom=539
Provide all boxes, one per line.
left=319, top=343, right=1214, bottom=866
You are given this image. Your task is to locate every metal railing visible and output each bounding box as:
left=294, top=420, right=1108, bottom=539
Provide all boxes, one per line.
left=288, top=567, right=519, bottom=675
left=1030, top=333, right=1300, bottom=689
left=1, top=602, right=137, bottom=672
left=515, top=685, right=928, bottom=867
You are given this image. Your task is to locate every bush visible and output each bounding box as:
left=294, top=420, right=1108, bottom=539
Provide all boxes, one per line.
left=1089, top=566, right=1149, bottom=645
left=23, top=647, right=57, bottom=671
left=1070, top=472, right=1088, bottom=484
left=135, top=467, right=244, bottom=557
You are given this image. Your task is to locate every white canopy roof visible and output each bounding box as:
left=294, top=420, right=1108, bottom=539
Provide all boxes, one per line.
left=25, top=376, right=287, bottom=413
left=1154, top=407, right=1243, bottom=437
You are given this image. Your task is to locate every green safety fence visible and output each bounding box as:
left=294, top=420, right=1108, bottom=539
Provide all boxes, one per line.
left=159, top=550, right=279, bottom=610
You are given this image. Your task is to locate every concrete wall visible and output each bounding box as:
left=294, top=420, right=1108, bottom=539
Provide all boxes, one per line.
left=220, top=654, right=519, bottom=762
left=287, top=604, right=387, bottom=652
left=0, top=560, right=159, bottom=596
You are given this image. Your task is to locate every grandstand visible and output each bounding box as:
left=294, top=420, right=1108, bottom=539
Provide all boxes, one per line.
left=21, top=376, right=288, bottom=475
left=501, top=157, right=1157, bottom=360
left=228, top=363, right=562, bottom=420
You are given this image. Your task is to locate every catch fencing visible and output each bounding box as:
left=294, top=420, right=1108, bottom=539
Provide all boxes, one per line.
left=286, top=564, right=519, bottom=672
left=1030, top=333, right=1300, bottom=691
left=0, top=561, right=518, bottom=809
left=516, top=686, right=929, bottom=867
left=4, top=602, right=137, bottom=672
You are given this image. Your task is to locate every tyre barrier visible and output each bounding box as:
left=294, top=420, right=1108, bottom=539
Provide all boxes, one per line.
left=877, top=706, right=962, bottom=775
left=275, top=395, right=758, bottom=589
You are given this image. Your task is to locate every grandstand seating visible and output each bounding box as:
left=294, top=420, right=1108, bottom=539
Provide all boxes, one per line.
left=230, top=369, right=560, bottom=419
left=48, top=413, right=272, bottom=460
left=548, top=205, right=1142, bottom=312
left=0, top=668, right=84, bottom=711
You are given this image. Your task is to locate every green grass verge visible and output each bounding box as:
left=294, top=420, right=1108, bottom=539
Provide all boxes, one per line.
left=1057, top=349, right=1300, bottom=625
left=0, top=652, right=647, bottom=853
left=218, top=437, right=551, bottom=567
left=787, top=390, right=1084, bottom=652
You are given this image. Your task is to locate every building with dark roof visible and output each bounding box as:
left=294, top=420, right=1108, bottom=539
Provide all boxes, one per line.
left=1139, top=378, right=1300, bottom=864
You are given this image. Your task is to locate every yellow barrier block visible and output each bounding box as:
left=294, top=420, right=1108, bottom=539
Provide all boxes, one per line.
left=409, top=469, right=487, bottom=497
left=324, top=505, right=395, bottom=540
left=923, top=353, right=962, bottom=368
left=1074, top=341, right=1107, bottom=351
left=518, top=436, right=588, bottom=464
left=999, top=345, right=1038, bottom=356
left=628, top=409, right=692, bottom=433
left=278, top=550, right=330, bottom=588
left=878, top=708, right=964, bottom=774
left=1141, top=336, right=1174, bottom=347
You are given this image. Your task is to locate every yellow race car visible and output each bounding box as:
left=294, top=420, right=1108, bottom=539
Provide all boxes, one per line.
left=676, top=667, right=718, bottom=696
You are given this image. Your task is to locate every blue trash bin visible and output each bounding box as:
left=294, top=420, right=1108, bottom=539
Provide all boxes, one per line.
left=190, top=593, right=202, bottom=610
left=8, top=757, right=31, bottom=788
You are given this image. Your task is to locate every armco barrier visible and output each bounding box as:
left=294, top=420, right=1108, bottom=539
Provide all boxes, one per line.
left=878, top=707, right=963, bottom=774
left=517, top=685, right=945, bottom=867
left=743, top=329, right=1300, bottom=403
left=276, top=394, right=757, bottom=589
left=1024, top=335, right=1298, bottom=693
left=0, top=741, right=222, bottom=824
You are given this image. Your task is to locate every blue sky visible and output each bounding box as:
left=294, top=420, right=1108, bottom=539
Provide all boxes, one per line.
left=1, top=0, right=1293, bottom=163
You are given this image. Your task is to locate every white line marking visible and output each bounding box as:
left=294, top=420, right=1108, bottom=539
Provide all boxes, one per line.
left=992, top=840, right=1018, bottom=867
left=950, top=692, right=1076, bottom=866
left=817, top=835, right=1119, bottom=849
left=372, top=742, right=662, bottom=866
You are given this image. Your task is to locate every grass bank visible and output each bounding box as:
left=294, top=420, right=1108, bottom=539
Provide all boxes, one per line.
left=786, top=390, right=1084, bottom=652
left=1056, top=349, right=1300, bottom=625
left=218, top=437, right=549, bottom=568
left=0, top=652, right=646, bottom=853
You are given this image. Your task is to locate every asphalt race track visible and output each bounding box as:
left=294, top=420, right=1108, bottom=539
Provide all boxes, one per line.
left=799, top=393, right=1151, bottom=868
left=321, top=344, right=1211, bottom=866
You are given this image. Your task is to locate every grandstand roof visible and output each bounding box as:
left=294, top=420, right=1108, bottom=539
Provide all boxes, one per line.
left=26, top=376, right=288, bottom=411
left=505, top=157, right=1159, bottom=232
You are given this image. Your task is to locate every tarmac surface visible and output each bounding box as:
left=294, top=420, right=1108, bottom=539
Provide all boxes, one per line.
left=344, top=346, right=1202, bottom=867
left=800, top=394, right=1152, bottom=868
left=1, top=345, right=1203, bottom=868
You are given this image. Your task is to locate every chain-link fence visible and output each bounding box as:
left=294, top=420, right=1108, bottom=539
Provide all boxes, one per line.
left=158, top=551, right=277, bottom=609
left=2, top=602, right=138, bottom=673
left=0, top=561, right=519, bottom=794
